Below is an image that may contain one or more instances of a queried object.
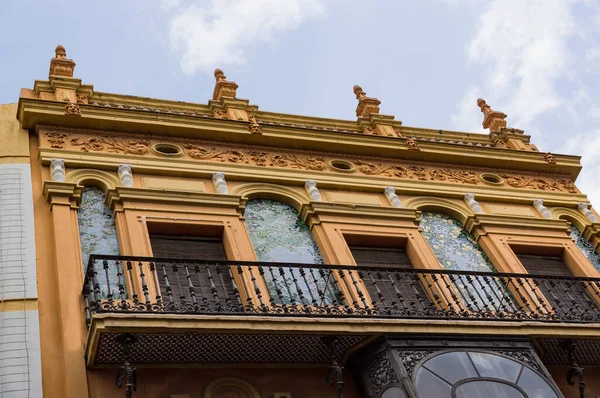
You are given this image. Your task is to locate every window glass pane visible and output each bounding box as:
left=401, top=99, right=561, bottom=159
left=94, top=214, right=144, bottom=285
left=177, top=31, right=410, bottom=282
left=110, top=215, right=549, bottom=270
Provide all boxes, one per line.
left=423, top=352, right=477, bottom=383
left=381, top=386, right=406, bottom=398
left=415, top=368, right=451, bottom=398
left=245, top=199, right=324, bottom=264
left=455, top=381, right=525, bottom=398
left=78, top=186, right=122, bottom=298
left=571, top=227, right=600, bottom=271
left=419, top=213, right=513, bottom=311
left=419, top=212, right=496, bottom=272
left=517, top=368, right=559, bottom=398
left=245, top=199, right=337, bottom=304
left=469, top=352, right=521, bottom=382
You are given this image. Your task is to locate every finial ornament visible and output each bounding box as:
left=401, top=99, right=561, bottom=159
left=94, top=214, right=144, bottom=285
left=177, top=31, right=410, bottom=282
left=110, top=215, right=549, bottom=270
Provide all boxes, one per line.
left=49, top=45, right=76, bottom=78
left=353, top=85, right=381, bottom=118
left=212, top=68, right=238, bottom=100
left=477, top=98, right=507, bottom=132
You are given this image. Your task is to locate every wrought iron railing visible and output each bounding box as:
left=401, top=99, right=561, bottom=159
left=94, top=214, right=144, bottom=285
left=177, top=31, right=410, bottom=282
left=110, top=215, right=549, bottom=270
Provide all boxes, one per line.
left=82, top=255, right=600, bottom=326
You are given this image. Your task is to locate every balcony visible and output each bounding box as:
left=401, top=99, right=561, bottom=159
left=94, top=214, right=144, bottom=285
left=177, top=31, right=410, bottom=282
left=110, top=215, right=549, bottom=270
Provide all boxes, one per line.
left=82, top=255, right=600, bottom=370
left=84, top=254, right=600, bottom=323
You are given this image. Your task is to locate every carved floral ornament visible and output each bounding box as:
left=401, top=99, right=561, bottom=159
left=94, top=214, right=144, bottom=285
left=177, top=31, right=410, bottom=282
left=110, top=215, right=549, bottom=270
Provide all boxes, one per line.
left=40, top=129, right=578, bottom=193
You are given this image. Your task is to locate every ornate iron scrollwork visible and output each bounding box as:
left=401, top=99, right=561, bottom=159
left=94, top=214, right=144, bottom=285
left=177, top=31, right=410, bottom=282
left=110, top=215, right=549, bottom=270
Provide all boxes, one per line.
left=324, top=336, right=344, bottom=398
left=562, top=341, right=585, bottom=398
left=115, top=333, right=138, bottom=398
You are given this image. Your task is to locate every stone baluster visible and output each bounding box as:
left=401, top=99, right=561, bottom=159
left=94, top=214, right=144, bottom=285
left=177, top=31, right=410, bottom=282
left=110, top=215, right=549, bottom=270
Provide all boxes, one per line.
left=305, top=180, right=322, bottom=201
left=384, top=187, right=402, bottom=208
left=533, top=199, right=552, bottom=219
left=212, top=172, right=229, bottom=194
left=50, top=158, right=66, bottom=182
left=118, top=164, right=134, bottom=187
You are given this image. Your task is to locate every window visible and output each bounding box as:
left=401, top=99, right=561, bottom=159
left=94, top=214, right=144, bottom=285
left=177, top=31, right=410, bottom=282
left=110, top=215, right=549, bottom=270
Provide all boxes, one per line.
left=244, top=199, right=336, bottom=305
left=419, top=212, right=510, bottom=311
left=414, top=350, right=560, bottom=398
left=570, top=226, right=600, bottom=271
left=77, top=186, right=121, bottom=298
left=419, top=212, right=495, bottom=272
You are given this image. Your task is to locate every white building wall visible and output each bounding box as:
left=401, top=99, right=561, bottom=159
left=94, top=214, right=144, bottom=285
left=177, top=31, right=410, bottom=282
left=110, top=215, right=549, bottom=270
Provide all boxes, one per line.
left=0, top=163, right=42, bottom=397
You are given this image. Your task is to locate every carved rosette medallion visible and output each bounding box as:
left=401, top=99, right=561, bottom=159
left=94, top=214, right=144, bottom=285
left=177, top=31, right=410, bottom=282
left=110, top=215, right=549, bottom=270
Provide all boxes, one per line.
left=366, top=353, right=399, bottom=394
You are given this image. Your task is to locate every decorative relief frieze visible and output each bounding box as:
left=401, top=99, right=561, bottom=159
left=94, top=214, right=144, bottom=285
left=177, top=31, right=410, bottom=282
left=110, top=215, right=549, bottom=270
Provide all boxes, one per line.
left=500, top=174, right=577, bottom=193
left=71, top=137, right=150, bottom=155
left=38, top=127, right=579, bottom=193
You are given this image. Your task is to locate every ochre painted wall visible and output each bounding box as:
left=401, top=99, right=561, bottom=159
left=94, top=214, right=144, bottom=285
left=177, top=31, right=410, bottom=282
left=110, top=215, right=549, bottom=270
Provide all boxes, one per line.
left=88, top=367, right=360, bottom=398
left=548, top=366, right=600, bottom=398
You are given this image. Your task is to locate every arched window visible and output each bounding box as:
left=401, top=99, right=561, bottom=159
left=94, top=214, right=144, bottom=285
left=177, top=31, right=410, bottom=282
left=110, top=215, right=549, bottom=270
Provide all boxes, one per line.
left=570, top=226, right=600, bottom=271
left=244, top=199, right=336, bottom=304
left=77, top=186, right=121, bottom=298
left=419, top=212, right=507, bottom=310
left=414, top=350, right=560, bottom=398
left=419, top=212, right=496, bottom=272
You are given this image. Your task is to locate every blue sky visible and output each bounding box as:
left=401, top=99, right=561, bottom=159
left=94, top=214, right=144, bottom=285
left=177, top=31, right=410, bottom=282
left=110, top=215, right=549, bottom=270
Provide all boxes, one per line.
left=1, top=0, right=599, bottom=205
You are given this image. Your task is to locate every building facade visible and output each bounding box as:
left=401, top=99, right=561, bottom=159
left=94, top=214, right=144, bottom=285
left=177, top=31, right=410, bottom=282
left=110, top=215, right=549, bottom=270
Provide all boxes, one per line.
left=6, top=45, right=600, bottom=397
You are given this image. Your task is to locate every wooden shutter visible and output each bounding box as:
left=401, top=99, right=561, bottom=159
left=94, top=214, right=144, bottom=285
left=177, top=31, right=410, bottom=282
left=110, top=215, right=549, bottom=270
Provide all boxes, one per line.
left=348, top=245, right=431, bottom=310
left=149, top=234, right=236, bottom=309
left=517, top=254, right=597, bottom=315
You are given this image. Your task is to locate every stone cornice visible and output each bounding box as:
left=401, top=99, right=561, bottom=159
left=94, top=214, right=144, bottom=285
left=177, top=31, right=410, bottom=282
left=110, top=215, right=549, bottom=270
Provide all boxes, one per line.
left=300, top=202, right=421, bottom=228
left=43, top=181, right=82, bottom=208
left=106, top=186, right=244, bottom=212
left=465, top=214, right=571, bottom=238
left=19, top=98, right=583, bottom=180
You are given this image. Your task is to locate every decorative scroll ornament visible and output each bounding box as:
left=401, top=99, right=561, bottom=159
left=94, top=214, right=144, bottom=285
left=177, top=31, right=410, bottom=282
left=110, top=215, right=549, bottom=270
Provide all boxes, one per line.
left=115, top=334, right=137, bottom=398
left=561, top=341, right=585, bottom=398
left=367, top=352, right=400, bottom=393
left=64, top=102, right=81, bottom=117
left=49, top=45, right=75, bottom=78
left=406, top=137, right=421, bottom=151
left=430, top=169, right=477, bottom=184
left=248, top=115, right=262, bottom=135
left=324, top=337, right=344, bottom=398
left=44, top=131, right=70, bottom=148
left=354, top=160, right=408, bottom=178
left=495, top=350, right=544, bottom=374
left=71, top=137, right=150, bottom=155
left=77, top=94, right=89, bottom=104
left=544, top=152, right=556, bottom=164
left=500, top=174, right=575, bottom=192
left=396, top=349, right=436, bottom=377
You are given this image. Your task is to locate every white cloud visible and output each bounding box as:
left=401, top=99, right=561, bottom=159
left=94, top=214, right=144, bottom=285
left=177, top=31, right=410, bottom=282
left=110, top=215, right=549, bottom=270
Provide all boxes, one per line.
left=451, top=85, right=485, bottom=134
left=455, top=0, right=575, bottom=131
left=564, top=131, right=600, bottom=207
left=450, top=0, right=600, bottom=206
left=160, top=0, right=181, bottom=11
left=164, top=0, right=325, bottom=75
